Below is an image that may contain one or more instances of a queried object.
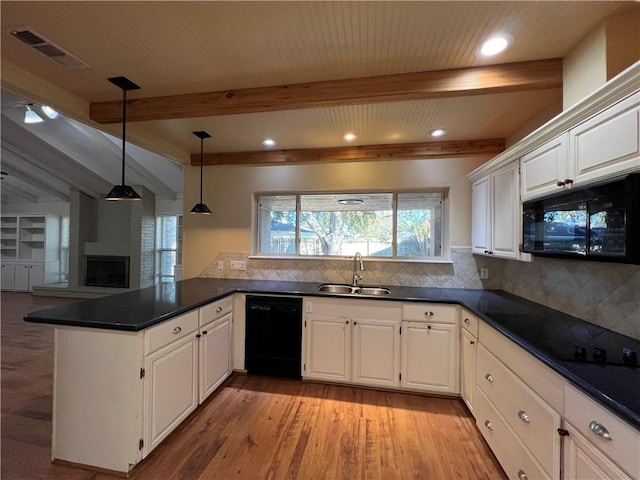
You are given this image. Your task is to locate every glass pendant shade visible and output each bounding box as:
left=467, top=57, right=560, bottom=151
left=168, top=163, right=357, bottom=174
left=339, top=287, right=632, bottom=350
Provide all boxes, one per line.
left=105, top=76, right=142, bottom=201
left=190, top=130, right=212, bottom=214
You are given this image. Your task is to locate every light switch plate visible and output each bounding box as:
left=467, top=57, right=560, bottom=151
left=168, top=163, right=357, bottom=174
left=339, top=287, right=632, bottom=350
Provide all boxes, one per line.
left=217, top=260, right=224, bottom=269
left=480, top=268, right=489, bottom=279
left=230, top=260, right=246, bottom=271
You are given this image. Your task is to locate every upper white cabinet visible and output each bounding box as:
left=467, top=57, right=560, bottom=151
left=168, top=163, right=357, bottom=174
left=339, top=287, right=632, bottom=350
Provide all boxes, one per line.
left=569, top=92, right=640, bottom=185
left=472, top=161, right=524, bottom=260
left=521, top=93, right=640, bottom=201
left=521, top=133, right=570, bottom=201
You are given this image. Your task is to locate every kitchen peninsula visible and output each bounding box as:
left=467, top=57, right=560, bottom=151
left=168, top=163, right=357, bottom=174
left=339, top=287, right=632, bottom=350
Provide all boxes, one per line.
left=25, top=277, right=640, bottom=478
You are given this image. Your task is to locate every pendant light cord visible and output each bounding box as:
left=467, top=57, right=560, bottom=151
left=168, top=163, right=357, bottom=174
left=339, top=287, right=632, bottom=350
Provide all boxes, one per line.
left=121, top=88, right=127, bottom=186
left=199, top=138, right=204, bottom=204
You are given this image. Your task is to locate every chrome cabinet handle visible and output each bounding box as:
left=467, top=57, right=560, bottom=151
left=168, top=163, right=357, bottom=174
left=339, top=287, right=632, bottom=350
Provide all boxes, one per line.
left=589, top=421, right=612, bottom=440
left=517, top=470, right=528, bottom=480
left=484, top=420, right=494, bottom=430
left=485, top=373, right=494, bottom=383
left=424, top=311, right=434, bottom=317
left=216, top=306, right=223, bottom=313
left=172, top=326, right=182, bottom=335
left=518, top=410, right=530, bottom=423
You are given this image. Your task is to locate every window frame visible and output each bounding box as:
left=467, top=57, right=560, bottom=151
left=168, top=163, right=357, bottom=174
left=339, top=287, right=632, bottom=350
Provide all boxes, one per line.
left=252, top=189, right=449, bottom=262
left=155, top=214, right=182, bottom=283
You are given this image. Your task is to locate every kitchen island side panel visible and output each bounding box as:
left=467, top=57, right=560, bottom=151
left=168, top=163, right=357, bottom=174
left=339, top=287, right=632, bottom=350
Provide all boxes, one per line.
left=53, top=326, right=144, bottom=474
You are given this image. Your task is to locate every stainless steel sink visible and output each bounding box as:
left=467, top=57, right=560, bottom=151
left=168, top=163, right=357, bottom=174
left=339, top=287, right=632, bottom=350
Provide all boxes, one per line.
left=316, top=284, right=391, bottom=296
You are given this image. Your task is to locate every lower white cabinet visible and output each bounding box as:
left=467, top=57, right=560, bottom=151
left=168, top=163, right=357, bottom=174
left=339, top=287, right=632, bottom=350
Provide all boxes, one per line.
left=14, top=262, right=44, bottom=291
left=198, top=312, right=233, bottom=403
left=303, top=297, right=401, bottom=388
left=1, top=263, right=16, bottom=289
left=143, top=332, right=198, bottom=456
left=460, top=328, right=477, bottom=412
left=563, top=422, right=633, bottom=480
left=52, top=297, right=234, bottom=475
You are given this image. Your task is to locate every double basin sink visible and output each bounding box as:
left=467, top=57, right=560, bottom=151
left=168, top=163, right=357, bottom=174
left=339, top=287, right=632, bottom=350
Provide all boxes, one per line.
left=317, top=284, right=391, bottom=296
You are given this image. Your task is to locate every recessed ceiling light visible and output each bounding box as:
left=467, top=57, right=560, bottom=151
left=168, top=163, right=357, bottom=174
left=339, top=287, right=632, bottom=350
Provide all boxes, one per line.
left=262, top=138, right=277, bottom=147
left=429, top=128, right=447, bottom=138
left=478, top=34, right=514, bottom=57
left=41, top=105, right=59, bottom=119
left=343, top=133, right=357, bottom=142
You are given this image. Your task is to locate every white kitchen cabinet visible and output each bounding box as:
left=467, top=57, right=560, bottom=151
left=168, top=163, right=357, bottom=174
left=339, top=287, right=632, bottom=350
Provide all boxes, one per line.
left=471, top=160, right=524, bottom=260
left=521, top=133, right=570, bottom=201
left=352, top=317, right=400, bottom=388
left=303, top=297, right=401, bottom=388
left=198, top=312, right=233, bottom=403
left=305, top=313, right=351, bottom=382
left=569, top=92, right=640, bottom=186
left=563, top=422, right=633, bottom=480
left=143, top=311, right=199, bottom=457
left=520, top=93, right=640, bottom=202
left=460, top=310, right=479, bottom=412
left=400, top=303, right=459, bottom=394
left=14, top=262, right=44, bottom=291
left=1, top=263, right=16, bottom=290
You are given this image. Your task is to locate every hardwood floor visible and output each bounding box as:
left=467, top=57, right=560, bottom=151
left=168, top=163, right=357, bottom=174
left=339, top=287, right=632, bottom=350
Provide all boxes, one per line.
left=1, top=292, right=506, bottom=480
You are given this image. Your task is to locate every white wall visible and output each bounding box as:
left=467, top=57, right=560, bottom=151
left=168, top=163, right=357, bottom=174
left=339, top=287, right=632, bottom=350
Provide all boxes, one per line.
left=182, top=155, right=489, bottom=279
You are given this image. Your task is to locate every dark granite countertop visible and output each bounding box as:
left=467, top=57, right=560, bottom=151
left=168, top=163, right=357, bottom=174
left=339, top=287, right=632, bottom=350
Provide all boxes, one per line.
left=24, top=277, right=640, bottom=430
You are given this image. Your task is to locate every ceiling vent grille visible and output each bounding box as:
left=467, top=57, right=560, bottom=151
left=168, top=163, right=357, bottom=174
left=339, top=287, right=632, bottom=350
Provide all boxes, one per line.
left=9, top=27, right=89, bottom=69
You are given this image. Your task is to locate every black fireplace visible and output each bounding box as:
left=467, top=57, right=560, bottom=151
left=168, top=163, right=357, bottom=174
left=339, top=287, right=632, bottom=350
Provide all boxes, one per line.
left=85, top=256, right=130, bottom=288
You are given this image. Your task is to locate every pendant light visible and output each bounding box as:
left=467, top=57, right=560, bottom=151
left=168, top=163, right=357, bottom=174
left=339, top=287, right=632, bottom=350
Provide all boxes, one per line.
left=190, top=131, right=212, bottom=214
left=105, top=76, right=142, bottom=201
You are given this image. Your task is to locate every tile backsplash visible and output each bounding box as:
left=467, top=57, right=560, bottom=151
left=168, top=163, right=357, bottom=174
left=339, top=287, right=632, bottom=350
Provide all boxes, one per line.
left=199, top=251, right=639, bottom=340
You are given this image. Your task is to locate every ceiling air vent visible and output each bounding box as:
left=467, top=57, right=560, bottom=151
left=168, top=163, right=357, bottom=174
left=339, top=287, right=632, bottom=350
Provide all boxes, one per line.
left=9, top=27, right=89, bottom=69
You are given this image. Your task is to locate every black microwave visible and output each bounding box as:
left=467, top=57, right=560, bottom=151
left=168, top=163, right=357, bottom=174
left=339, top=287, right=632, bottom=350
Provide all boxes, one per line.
left=522, top=173, right=640, bottom=264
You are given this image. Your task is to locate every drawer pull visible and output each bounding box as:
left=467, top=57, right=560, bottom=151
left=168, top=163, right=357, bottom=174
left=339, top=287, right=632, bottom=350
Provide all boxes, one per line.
left=517, top=470, right=528, bottom=480
left=216, top=306, right=223, bottom=313
left=484, top=420, right=494, bottom=431
left=424, top=311, right=434, bottom=317
left=172, top=326, right=182, bottom=335
left=464, top=318, right=470, bottom=324
left=518, top=410, right=530, bottom=423
left=485, top=373, right=494, bottom=383
left=589, top=421, right=612, bottom=440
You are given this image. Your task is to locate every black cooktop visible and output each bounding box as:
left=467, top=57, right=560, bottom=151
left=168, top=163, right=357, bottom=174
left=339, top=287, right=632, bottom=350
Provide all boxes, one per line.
left=486, top=312, right=639, bottom=367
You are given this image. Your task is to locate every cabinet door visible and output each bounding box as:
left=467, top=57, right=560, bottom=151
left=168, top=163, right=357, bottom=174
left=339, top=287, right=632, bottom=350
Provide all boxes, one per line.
left=144, top=334, right=198, bottom=457
left=401, top=322, right=459, bottom=394
left=352, top=319, right=400, bottom=388
left=28, top=264, right=44, bottom=290
left=1, top=264, right=15, bottom=290
left=521, top=133, right=569, bottom=201
left=199, top=312, right=232, bottom=403
left=570, top=93, right=640, bottom=186
left=14, top=263, right=30, bottom=291
left=471, top=176, right=491, bottom=255
left=563, top=423, right=632, bottom=480
left=304, top=314, right=350, bottom=382
left=491, top=161, right=520, bottom=259
left=460, top=328, right=477, bottom=413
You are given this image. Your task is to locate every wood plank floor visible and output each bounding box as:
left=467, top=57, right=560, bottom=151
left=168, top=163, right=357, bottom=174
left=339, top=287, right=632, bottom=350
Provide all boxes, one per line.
left=1, top=292, right=507, bottom=480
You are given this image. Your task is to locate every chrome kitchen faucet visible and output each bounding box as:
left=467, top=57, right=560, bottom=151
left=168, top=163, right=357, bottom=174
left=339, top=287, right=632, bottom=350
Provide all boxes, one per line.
left=352, top=252, right=364, bottom=286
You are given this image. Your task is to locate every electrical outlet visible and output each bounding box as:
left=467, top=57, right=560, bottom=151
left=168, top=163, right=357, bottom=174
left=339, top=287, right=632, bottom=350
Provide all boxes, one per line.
left=480, top=268, right=489, bottom=279
left=217, top=260, right=224, bottom=270
left=230, top=260, right=246, bottom=271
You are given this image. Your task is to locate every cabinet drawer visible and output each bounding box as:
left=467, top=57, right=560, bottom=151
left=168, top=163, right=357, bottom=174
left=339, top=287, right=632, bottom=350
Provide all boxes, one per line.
left=477, top=344, right=561, bottom=477
left=475, top=388, right=552, bottom=480
left=199, top=296, right=233, bottom=327
left=402, top=303, right=457, bottom=324
left=145, top=310, right=199, bottom=355
left=460, top=309, right=479, bottom=337
left=564, top=384, right=640, bottom=478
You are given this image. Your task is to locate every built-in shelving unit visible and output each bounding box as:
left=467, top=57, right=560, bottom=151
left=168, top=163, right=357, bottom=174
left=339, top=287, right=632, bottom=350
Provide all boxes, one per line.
left=1, top=215, right=61, bottom=291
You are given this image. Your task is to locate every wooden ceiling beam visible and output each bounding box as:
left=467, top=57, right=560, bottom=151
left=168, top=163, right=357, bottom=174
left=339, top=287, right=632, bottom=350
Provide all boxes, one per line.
left=91, top=59, right=562, bottom=123
left=190, top=138, right=505, bottom=166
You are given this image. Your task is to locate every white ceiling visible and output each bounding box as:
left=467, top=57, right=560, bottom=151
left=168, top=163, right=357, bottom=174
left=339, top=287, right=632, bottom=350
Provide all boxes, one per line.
left=0, top=1, right=637, bottom=204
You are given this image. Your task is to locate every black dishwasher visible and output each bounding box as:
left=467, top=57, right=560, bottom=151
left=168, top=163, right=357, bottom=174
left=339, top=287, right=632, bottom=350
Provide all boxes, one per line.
left=245, top=295, right=303, bottom=379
